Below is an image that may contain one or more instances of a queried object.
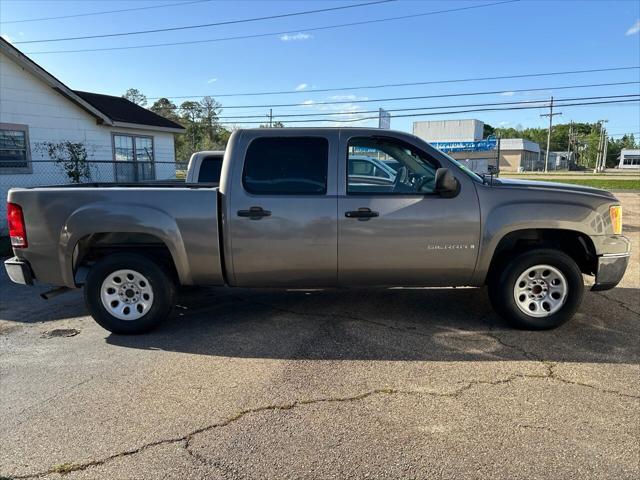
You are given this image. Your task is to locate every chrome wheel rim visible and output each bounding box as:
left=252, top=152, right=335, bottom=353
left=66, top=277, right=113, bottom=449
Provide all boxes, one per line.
left=100, top=269, right=154, bottom=321
left=513, top=264, right=568, bottom=318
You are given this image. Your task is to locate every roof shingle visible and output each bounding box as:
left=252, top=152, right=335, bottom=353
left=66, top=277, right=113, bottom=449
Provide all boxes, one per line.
left=73, top=90, right=184, bottom=130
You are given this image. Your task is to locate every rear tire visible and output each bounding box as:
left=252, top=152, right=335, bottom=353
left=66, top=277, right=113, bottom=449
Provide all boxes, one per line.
left=84, top=253, right=175, bottom=334
left=488, top=248, right=584, bottom=330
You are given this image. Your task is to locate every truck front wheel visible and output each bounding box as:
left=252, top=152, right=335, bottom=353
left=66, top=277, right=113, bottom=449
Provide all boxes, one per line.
left=489, top=248, right=584, bottom=330
left=84, top=253, right=176, bottom=334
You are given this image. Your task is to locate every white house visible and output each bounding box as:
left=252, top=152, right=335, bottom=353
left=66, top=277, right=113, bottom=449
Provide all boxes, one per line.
left=0, top=37, right=185, bottom=233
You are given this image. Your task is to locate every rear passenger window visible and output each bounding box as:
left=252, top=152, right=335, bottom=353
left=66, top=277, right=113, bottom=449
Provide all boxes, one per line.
left=243, top=137, right=328, bottom=194
left=198, top=156, right=223, bottom=183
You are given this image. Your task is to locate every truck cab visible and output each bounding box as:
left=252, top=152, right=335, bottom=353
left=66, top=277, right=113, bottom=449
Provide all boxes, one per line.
left=221, top=129, right=479, bottom=288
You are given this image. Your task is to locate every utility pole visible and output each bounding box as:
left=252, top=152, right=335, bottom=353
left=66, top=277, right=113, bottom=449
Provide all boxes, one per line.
left=594, top=119, right=608, bottom=173
left=540, top=96, right=562, bottom=172
left=602, top=133, right=609, bottom=172
left=594, top=126, right=603, bottom=173
left=567, top=122, right=573, bottom=167
left=495, top=134, right=501, bottom=177
left=268, top=108, right=273, bottom=128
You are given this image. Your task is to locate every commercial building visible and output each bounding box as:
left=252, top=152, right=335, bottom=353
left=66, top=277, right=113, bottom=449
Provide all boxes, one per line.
left=618, top=149, right=640, bottom=169
left=498, top=139, right=543, bottom=172
left=413, top=119, right=484, bottom=142
left=412, top=119, right=544, bottom=173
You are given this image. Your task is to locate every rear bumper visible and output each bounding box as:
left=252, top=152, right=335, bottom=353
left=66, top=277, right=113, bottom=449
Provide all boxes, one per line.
left=591, top=252, right=629, bottom=291
left=4, top=256, right=34, bottom=286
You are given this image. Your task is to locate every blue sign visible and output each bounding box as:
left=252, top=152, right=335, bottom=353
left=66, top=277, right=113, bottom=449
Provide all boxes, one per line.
left=431, top=138, right=497, bottom=153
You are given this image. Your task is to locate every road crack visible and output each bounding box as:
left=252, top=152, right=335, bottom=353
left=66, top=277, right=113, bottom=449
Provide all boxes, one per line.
left=9, top=298, right=638, bottom=479
left=12, top=369, right=637, bottom=479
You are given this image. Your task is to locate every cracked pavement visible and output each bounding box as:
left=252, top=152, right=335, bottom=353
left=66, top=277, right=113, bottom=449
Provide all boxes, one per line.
left=1, top=192, right=638, bottom=479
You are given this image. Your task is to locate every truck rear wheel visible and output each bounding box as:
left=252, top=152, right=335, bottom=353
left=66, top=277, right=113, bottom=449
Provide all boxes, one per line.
left=84, top=253, right=175, bottom=334
left=488, top=248, right=584, bottom=330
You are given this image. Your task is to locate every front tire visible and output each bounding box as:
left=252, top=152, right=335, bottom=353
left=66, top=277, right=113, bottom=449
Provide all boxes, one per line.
left=489, top=248, right=584, bottom=330
left=84, top=253, right=175, bottom=334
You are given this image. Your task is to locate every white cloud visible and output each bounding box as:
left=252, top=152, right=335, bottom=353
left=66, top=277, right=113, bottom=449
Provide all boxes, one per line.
left=299, top=94, right=373, bottom=126
left=295, top=83, right=308, bottom=91
left=280, top=32, right=312, bottom=42
left=328, top=94, right=359, bottom=101
left=1, top=34, right=12, bottom=44
left=500, top=91, right=515, bottom=97
left=626, top=20, right=640, bottom=35
left=207, top=78, right=218, bottom=84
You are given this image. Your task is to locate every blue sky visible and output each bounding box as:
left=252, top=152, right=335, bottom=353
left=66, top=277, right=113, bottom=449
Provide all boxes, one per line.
left=1, top=0, right=639, bottom=136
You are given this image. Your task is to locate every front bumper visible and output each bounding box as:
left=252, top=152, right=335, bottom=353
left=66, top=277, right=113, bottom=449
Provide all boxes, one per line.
left=4, top=256, right=34, bottom=285
left=591, top=253, right=630, bottom=291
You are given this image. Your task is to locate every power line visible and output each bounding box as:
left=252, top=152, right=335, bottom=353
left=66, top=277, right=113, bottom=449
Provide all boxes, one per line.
left=149, top=66, right=640, bottom=99
left=215, top=94, right=640, bottom=120
left=24, top=0, right=521, bottom=54
left=149, top=81, right=638, bottom=113
left=608, top=131, right=640, bottom=137
left=0, top=0, right=213, bottom=24
left=208, top=81, right=640, bottom=109
left=215, top=98, right=640, bottom=125
left=14, top=0, right=394, bottom=44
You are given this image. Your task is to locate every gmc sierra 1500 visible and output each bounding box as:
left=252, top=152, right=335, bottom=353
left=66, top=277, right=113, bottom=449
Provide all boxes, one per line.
left=5, top=128, right=630, bottom=333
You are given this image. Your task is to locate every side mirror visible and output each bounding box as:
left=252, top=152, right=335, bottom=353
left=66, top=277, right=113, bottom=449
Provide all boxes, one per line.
left=435, top=168, right=460, bottom=198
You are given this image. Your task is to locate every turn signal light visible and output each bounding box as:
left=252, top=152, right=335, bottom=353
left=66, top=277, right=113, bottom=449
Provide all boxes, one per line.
left=610, top=205, right=622, bottom=235
left=7, top=202, right=27, bottom=248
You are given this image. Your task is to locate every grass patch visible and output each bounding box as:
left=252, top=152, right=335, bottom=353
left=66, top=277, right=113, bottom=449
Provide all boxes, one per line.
left=507, top=178, right=640, bottom=190
left=0, top=236, right=12, bottom=257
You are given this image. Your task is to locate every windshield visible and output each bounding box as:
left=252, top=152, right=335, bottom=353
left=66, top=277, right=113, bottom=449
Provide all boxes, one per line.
left=441, top=152, right=484, bottom=183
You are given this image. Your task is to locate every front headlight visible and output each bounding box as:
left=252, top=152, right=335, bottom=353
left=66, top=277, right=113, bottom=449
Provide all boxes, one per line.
left=610, top=205, right=622, bottom=235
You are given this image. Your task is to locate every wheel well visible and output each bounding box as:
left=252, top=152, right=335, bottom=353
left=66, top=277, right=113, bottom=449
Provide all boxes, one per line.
left=486, top=229, right=597, bottom=284
left=73, top=232, right=178, bottom=283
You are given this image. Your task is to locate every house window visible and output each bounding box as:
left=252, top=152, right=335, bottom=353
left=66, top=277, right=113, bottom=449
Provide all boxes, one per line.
left=112, top=134, right=154, bottom=182
left=0, top=123, right=31, bottom=174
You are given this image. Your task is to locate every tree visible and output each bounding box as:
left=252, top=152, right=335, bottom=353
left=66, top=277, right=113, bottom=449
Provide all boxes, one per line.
left=492, top=122, right=615, bottom=168
left=180, top=101, right=204, bottom=150
left=122, top=88, right=147, bottom=107
left=199, top=96, right=222, bottom=142
left=483, top=123, right=495, bottom=138
left=150, top=97, right=179, bottom=122
left=35, top=140, right=93, bottom=183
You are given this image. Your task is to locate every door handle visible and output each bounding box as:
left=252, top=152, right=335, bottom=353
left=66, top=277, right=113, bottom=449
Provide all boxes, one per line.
left=345, top=208, right=379, bottom=219
left=237, top=206, right=271, bottom=219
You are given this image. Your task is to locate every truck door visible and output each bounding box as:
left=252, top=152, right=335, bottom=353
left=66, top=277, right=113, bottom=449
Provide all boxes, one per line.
left=337, top=134, right=481, bottom=286
left=226, top=132, right=338, bottom=287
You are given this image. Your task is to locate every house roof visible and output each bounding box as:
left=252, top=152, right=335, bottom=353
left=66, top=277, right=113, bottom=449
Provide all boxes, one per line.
left=73, top=91, right=183, bottom=131
left=0, top=37, right=184, bottom=133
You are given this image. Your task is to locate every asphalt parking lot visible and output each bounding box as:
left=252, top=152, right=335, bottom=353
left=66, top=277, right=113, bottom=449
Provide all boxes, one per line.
left=1, top=192, right=638, bottom=480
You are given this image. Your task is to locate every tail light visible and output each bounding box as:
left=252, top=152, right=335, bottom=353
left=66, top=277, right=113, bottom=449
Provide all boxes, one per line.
left=609, top=205, right=622, bottom=235
left=7, top=203, right=27, bottom=248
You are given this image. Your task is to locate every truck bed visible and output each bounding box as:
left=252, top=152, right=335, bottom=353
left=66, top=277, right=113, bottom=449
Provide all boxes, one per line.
left=8, top=185, right=223, bottom=288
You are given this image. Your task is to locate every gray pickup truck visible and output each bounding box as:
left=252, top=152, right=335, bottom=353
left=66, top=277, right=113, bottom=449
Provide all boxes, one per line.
left=5, top=128, right=630, bottom=333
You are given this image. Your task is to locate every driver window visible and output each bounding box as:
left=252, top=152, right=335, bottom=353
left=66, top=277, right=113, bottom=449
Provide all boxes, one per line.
left=347, top=137, right=438, bottom=194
